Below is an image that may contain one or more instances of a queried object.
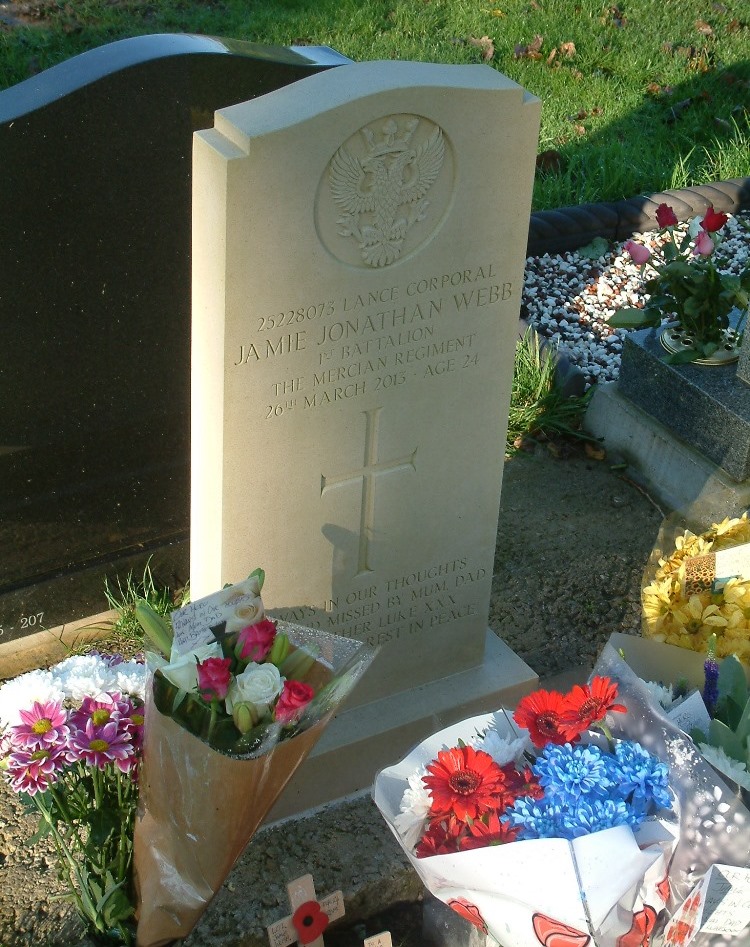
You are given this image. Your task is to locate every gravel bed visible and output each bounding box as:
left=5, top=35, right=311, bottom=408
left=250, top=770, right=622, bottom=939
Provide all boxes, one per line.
left=522, top=210, right=750, bottom=389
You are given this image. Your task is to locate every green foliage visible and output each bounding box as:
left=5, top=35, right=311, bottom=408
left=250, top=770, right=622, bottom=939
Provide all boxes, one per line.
left=696, top=654, right=750, bottom=769
left=507, top=329, right=592, bottom=454
left=0, top=0, right=748, bottom=209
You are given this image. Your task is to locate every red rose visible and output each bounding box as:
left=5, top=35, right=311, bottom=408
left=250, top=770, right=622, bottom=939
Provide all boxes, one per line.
left=196, top=657, right=232, bottom=701
left=655, top=203, right=678, bottom=228
left=274, top=680, right=314, bottom=724
left=236, top=618, right=276, bottom=662
left=700, top=205, right=728, bottom=233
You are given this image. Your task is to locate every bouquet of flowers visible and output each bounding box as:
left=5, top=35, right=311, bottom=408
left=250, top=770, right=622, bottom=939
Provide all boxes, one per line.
left=0, top=652, right=146, bottom=943
left=610, top=202, right=749, bottom=363
left=133, top=569, right=376, bottom=947
left=374, top=677, right=678, bottom=947
left=642, top=511, right=750, bottom=662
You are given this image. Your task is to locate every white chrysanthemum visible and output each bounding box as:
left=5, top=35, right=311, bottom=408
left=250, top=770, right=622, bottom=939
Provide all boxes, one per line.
left=0, top=668, right=64, bottom=729
left=394, top=768, right=431, bottom=849
left=50, top=654, right=113, bottom=700
left=475, top=727, right=530, bottom=766
left=643, top=680, right=675, bottom=710
left=107, top=662, right=147, bottom=700
left=698, top=743, right=750, bottom=791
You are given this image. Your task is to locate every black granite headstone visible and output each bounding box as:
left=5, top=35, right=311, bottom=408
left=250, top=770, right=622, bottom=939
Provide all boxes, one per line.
left=0, top=35, right=349, bottom=644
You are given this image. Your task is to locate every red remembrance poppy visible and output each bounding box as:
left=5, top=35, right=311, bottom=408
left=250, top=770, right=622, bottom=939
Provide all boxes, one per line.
left=292, top=900, right=329, bottom=945
left=514, top=689, right=569, bottom=747
left=532, top=913, right=590, bottom=947
left=617, top=905, right=657, bottom=947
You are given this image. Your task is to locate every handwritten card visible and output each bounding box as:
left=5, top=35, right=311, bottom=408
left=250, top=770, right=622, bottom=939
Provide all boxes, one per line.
left=664, top=864, right=750, bottom=945
left=171, top=575, right=262, bottom=655
left=665, top=690, right=712, bottom=736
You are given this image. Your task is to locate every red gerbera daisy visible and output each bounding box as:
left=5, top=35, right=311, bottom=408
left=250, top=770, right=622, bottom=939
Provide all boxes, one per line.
left=513, top=689, right=568, bottom=747
left=415, top=817, right=463, bottom=857
left=501, top=762, right=543, bottom=804
left=461, top=810, right=519, bottom=849
left=559, top=676, right=626, bottom=740
left=423, top=746, right=506, bottom=822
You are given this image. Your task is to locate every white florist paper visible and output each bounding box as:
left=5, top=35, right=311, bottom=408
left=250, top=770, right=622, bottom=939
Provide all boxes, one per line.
left=372, top=710, right=676, bottom=947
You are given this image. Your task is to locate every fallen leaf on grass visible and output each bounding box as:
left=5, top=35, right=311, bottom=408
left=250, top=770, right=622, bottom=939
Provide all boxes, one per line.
left=514, top=34, right=544, bottom=59
left=469, top=35, right=495, bottom=60
left=559, top=41, right=576, bottom=57
left=573, top=123, right=586, bottom=135
left=726, top=18, right=747, bottom=33
left=695, top=19, right=714, bottom=35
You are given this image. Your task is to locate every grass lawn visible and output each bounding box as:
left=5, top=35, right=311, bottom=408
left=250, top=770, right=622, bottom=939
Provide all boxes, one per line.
left=0, top=0, right=748, bottom=209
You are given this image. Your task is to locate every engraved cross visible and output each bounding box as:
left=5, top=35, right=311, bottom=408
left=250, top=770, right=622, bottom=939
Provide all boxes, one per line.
left=321, top=407, right=417, bottom=576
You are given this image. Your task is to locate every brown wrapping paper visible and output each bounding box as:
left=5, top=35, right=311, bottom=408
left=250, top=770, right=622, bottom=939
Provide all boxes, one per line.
left=133, top=623, right=376, bottom=947
left=133, top=707, right=329, bottom=947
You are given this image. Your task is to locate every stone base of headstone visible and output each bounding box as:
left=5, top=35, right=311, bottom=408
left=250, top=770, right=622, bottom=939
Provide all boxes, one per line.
left=265, top=632, right=536, bottom=821
left=617, top=324, right=750, bottom=481
left=585, top=381, right=750, bottom=521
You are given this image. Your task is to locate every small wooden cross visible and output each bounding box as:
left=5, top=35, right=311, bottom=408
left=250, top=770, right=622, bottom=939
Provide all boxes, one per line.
left=267, top=874, right=345, bottom=947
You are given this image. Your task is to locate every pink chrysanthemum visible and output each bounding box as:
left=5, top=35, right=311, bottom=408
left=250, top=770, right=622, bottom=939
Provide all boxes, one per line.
left=67, top=719, right=135, bottom=772
left=6, top=745, right=67, bottom=795
left=69, top=693, right=129, bottom=732
left=11, top=700, right=69, bottom=752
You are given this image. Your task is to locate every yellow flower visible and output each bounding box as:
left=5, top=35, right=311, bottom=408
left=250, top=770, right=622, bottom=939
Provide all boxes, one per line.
left=711, top=512, right=750, bottom=546
left=642, top=578, right=683, bottom=637
left=672, top=593, right=728, bottom=635
left=654, top=531, right=713, bottom=581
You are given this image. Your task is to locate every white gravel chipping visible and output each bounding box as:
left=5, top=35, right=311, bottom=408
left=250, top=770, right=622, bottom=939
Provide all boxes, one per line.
left=522, top=210, right=750, bottom=389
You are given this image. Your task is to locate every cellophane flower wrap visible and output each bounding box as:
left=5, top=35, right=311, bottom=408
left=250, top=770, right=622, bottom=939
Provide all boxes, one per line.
left=592, top=642, right=750, bottom=947
left=0, top=652, right=146, bottom=944
left=641, top=510, right=750, bottom=663
left=374, top=674, right=683, bottom=947
left=133, top=572, right=375, bottom=947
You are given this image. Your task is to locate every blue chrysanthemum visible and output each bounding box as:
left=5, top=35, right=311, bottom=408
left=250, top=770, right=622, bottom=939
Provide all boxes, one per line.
left=504, top=797, right=562, bottom=840
left=556, top=797, right=634, bottom=839
left=611, top=740, right=672, bottom=812
left=534, top=742, right=613, bottom=804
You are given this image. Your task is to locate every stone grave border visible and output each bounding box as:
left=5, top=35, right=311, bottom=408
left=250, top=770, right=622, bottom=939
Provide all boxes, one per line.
left=2, top=177, right=749, bottom=682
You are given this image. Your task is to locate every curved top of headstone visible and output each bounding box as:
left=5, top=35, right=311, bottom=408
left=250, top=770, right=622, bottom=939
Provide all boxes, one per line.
left=0, top=33, right=350, bottom=121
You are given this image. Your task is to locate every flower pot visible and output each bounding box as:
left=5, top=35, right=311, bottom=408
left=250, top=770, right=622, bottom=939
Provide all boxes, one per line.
left=658, top=323, right=741, bottom=365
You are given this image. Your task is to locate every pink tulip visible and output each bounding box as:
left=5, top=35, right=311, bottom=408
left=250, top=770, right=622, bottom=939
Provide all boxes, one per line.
left=624, top=240, right=651, bottom=265
left=693, top=230, right=714, bottom=257
left=655, top=203, right=678, bottom=228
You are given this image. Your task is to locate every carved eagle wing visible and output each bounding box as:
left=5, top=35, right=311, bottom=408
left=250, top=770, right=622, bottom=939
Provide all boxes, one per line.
left=399, top=128, right=445, bottom=204
left=329, top=146, right=377, bottom=214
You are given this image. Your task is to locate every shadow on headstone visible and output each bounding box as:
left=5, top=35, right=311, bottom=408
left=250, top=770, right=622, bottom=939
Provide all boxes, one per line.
left=0, top=34, right=350, bottom=641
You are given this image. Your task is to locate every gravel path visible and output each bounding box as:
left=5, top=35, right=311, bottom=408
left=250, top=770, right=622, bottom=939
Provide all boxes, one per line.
left=522, top=210, right=750, bottom=388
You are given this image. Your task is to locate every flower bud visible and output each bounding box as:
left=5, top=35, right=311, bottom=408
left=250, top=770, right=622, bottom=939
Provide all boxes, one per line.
left=268, top=632, right=291, bottom=667
left=232, top=701, right=260, bottom=734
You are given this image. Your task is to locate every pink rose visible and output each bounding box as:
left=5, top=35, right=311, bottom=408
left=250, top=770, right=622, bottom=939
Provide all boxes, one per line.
left=700, top=205, right=728, bottom=233
left=275, top=680, right=314, bottom=724
left=624, top=239, right=651, bottom=265
left=693, top=230, right=714, bottom=257
left=236, top=618, right=277, bottom=662
left=196, top=657, right=232, bottom=701
left=655, top=203, right=678, bottom=228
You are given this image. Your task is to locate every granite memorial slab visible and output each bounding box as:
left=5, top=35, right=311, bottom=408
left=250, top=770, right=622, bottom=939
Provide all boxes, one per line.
left=0, top=35, right=349, bottom=646
left=618, top=321, right=750, bottom=482
left=190, top=60, right=541, bottom=815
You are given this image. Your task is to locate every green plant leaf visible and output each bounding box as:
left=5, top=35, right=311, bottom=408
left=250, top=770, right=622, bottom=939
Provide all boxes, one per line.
left=708, top=718, right=746, bottom=762
left=608, top=308, right=657, bottom=328
left=718, top=654, right=748, bottom=708
left=575, top=236, right=609, bottom=259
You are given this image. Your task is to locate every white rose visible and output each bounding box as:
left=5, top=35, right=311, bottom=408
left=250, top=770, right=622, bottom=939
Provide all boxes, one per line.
left=161, top=641, right=223, bottom=693
left=223, top=597, right=264, bottom=635
left=225, top=662, right=283, bottom=713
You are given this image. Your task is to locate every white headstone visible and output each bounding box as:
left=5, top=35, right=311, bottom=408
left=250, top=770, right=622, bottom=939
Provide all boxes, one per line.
left=191, top=60, right=540, bottom=813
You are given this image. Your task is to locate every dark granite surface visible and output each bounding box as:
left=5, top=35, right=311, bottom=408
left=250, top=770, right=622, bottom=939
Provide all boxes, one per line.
left=0, top=35, right=349, bottom=632
left=618, top=322, right=750, bottom=481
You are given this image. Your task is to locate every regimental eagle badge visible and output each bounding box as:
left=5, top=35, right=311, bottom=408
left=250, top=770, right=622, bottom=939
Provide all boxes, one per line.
left=329, top=116, right=446, bottom=268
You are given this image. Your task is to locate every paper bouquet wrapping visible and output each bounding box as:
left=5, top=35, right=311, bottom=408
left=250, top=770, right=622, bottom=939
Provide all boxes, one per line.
left=134, top=622, right=375, bottom=947
left=374, top=652, right=750, bottom=947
